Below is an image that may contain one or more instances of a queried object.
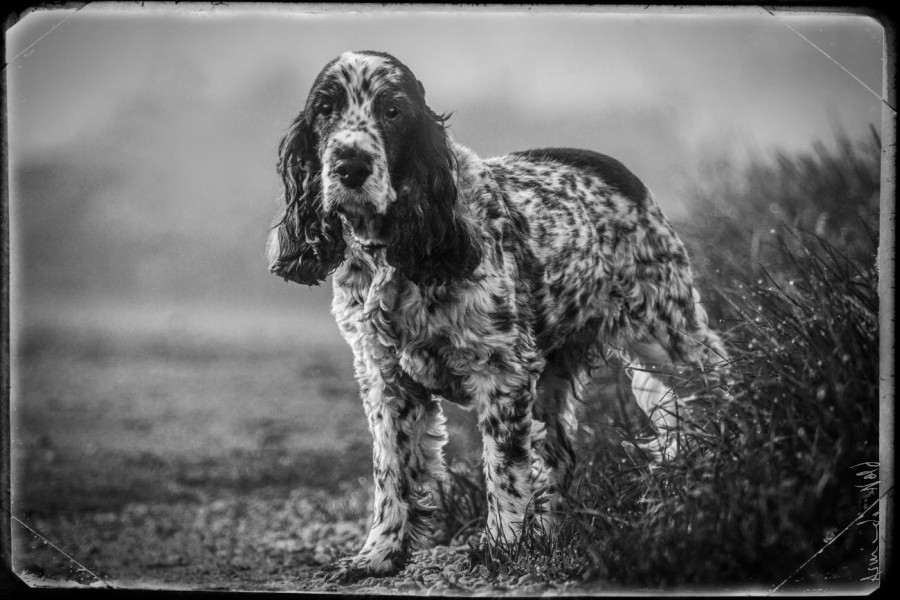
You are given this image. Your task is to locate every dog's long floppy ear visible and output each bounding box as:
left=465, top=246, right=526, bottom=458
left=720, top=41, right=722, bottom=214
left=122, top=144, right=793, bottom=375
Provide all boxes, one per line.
left=385, top=105, right=482, bottom=286
left=267, top=112, right=347, bottom=286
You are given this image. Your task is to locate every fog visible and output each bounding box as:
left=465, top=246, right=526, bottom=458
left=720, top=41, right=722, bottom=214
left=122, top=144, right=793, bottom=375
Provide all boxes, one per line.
left=6, top=6, right=884, bottom=337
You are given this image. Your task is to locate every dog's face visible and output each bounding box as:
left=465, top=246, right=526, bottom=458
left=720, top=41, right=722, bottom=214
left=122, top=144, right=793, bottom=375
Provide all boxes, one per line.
left=310, top=51, right=426, bottom=248
left=269, top=51, right=481, bottom=286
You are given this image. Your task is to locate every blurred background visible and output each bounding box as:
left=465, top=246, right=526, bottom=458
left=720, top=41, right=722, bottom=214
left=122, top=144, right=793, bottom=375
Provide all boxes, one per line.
left=5, top=5, right=885, bottom=588
left=7, top=7, right=883, bottom=323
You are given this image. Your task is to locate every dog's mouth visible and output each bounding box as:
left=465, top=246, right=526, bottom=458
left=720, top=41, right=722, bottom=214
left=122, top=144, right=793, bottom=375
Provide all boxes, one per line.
left=335, top=201, right=389, bottom=251
left=358, top=240, right=387, bottom=254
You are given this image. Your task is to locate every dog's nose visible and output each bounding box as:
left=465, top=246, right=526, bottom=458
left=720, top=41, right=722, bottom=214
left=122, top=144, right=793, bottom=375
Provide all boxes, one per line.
left=334, top=158, right=372, bottom=189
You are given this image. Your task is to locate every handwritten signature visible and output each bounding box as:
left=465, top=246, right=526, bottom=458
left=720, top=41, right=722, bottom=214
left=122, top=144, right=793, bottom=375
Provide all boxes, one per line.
left=853, top=461, right=879, bottom=583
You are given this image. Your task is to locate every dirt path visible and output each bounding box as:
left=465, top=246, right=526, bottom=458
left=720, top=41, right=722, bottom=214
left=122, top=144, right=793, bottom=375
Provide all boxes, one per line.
left=12, top=314, right=590, bottom=593
left=14, top=483, right=594, bottom=594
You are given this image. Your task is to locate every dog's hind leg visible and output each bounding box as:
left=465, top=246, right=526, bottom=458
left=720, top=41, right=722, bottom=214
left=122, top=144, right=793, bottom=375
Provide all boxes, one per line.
left=533, top=350, right=584, bottom=502
left=621, top=339, right=683, bottom=461
left=623, top=289, right=729, bottom=461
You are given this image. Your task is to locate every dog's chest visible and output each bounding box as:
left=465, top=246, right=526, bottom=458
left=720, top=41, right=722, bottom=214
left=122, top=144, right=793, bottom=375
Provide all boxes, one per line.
left=391, top=286, right=493, bottom=405
left=360, top=277, right=510, bottom=406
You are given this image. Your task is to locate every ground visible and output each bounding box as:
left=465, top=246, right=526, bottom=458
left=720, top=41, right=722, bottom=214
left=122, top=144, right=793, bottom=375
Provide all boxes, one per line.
left=9, top=301, right=596, bottom=594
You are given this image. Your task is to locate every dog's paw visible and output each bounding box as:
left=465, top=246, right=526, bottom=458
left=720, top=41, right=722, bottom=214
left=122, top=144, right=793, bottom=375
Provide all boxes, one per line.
left=322, top=553, right=401, bottom=583
left=322, top=557, right=369, bottom=584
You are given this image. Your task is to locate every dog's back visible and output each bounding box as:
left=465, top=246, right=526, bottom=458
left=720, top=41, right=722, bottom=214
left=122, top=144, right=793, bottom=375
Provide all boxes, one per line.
left=481, top=147, right=712, bottom=365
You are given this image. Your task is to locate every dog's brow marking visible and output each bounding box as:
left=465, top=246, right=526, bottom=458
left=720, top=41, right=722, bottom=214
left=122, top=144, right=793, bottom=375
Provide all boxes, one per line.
left=336, top=52, right=396, bottom=104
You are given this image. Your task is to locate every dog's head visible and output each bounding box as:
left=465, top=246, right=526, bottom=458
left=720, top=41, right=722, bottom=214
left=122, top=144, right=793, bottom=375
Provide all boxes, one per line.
left=267, top=51, right=481, bottom=286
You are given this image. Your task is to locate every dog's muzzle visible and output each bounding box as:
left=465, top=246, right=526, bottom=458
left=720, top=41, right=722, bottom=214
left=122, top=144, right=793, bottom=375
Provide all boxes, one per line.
left=327, top=148, right=390, bottom=249
left=334, top=156, right=372, bottom=189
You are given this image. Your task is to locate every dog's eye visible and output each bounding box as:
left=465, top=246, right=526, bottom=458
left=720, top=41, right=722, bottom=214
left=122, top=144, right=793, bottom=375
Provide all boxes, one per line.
left=318, top=102, right=334, bottom=117
left=384, top=105, right=401, bottom=120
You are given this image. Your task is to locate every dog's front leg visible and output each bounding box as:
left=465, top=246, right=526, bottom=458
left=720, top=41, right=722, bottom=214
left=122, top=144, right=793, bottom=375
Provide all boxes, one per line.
left=329, top=364, right=447, bottom=581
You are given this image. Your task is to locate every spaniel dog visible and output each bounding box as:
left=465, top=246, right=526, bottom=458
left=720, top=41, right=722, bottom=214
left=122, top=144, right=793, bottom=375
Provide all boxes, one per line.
left=267, top=51, right=728, bottom=580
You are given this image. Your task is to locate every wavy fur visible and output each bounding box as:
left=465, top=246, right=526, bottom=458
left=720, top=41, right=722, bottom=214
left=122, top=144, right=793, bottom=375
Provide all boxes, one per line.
left=268, top=112, right=347, bottom=285
left=267, top=51, right=729, bottom=581
left=385, top=109, right=481, bottom=285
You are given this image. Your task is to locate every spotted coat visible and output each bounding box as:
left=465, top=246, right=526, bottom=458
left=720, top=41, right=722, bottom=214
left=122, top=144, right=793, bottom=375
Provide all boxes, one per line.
left=267, top=51, right=729, bottom=580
